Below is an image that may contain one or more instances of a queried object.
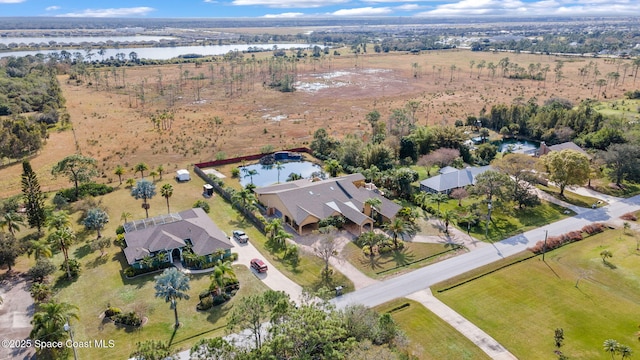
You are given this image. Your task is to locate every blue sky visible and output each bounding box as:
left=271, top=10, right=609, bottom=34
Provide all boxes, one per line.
left=0, top=0, right=638, bottom=18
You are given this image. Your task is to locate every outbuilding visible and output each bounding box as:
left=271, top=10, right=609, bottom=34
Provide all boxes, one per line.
left=176, top=169, right=190, bottom=182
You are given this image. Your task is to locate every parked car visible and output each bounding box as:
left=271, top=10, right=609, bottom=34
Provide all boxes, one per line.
left=250, top=258, right=268, bottom=273
left=232, top=230, right=249, bottom=243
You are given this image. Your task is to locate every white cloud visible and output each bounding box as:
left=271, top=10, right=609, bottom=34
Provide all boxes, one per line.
left=203, top=0, right=217, bottom=3
left=395, top=4, right=423, bottom=10
left=0, top=0, right=26, bottom=3
left=263, top=12, right=305, bottom=18
left=416, top=0, right=640, bottom=17
left=331, top=6, right=393, bottom=16
left=45, top=6, right=61, bottom=11
left=232, top=0, right=347, bottom=8
left=57, top=7, right=155, bottom=17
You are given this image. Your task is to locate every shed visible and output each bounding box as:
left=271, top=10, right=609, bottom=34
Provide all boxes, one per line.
left=176, top=169, right=190, bottom=182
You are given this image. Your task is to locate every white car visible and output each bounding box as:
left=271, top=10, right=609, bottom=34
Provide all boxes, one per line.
left=232, top=230, right=249, bottom=243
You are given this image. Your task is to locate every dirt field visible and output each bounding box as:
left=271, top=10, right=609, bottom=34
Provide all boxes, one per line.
left=0, top=48, right=634, bottom=198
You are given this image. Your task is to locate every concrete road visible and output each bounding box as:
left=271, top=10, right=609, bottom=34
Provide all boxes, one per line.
left=332, top=194, right=640, bottom=309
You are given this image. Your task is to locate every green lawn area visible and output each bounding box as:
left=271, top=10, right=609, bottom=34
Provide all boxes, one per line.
left=342, top=241, right=461, bottom=279
left=433, top=228, right=640, bottom=359
left=14, top=174, right=352, bottom=358
left=588, top=178, right=640, bottom=198
left=437, top=198, right=573, bottom=242
left=536, top=184, right=605, bottom=208
left=374, top=299, right=491, bottom=360
left=594, top=99, right=640, bottom=122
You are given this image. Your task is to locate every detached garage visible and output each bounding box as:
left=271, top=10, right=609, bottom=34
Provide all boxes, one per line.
left=176, top=169, right=190, bottom=182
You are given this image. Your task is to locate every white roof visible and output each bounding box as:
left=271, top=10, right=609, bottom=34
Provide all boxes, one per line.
left=176, top=169, right=190, bottom=175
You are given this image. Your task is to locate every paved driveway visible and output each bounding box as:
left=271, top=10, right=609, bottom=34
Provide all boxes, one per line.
left=230, top=237, right=304, bottom=305
left=0, top=274, right=35, bottom=360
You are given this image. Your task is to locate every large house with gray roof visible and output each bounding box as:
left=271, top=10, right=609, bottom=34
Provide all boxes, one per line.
left=419, top=165, right=492, bottom=194
left=254, top=173, right=401, bottom=235
left=123, top=207, right=232, bottom=269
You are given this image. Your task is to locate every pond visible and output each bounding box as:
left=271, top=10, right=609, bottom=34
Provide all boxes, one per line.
left=497, top=138, right=540, bottom=155
left=239, top=161, right=324, bottom=188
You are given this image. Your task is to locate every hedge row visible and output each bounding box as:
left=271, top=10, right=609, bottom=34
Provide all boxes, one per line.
left=528, top=223, right=607, bottom=254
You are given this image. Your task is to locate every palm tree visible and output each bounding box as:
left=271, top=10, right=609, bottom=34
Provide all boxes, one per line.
left=242, top=168, right=259, bottom=185
left=48, top=227, right=76, bottom=279
left=28, top=238, right=53, bottom=260
left=358, top=231, right=382, bottom=257
left=0, top=211, right=24, bottom=236
left=46, top=210, right=71, bottom=232
left=156, top=165, right=164, bottom=180
left=83, top=208, right=109, bottom=239
left=232, top=188, right=255, bottom=211
left=121, top=211, right=132, bottom=224
left=114, top=165, right=125, bottom=185
left=364, top=197, right=382, bottom=223
left=149, top=170, right=159, bottom=182
left=210, top=260, right=236, bottom=295
left=160, top=183, right=174, bottom=214
left=619, top=345, right=632, bottom=360
left=272, top=229, right=292, bottom=252
left=603, top=339, right=619, bottom=360
left=265, top=218, right=284, bottom=242
left=457, top=212, right=478, bottom=234
left=134, top=162, right=149, bottom=178
left=275, top=162, right=284, bottom=183
left=154, top=268, right=190, bottom=328
left=125, top=178, right=136, bottom=188
left=30, top=299, right=79, bottom=358
left=441, top=209, right=457, bottom=234
left=131, top=179, right=156, bottom=218
left=429, top=192, right=449, bottom=215
left=324, top=159, right=342, bottom=177
left=383, top=218, right=415, bottom=249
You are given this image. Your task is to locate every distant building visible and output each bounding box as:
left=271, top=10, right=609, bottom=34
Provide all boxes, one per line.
left=419, top=166, right=493, bottom=194
left=537, top=141, right=589, bottom=157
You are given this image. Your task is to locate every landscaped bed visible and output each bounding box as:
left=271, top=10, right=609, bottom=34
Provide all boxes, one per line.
left=433, top=228, right=640, bottom=359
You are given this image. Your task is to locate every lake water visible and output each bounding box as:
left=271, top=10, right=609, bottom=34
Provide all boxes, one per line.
left=0, top=43, right=314, bottom=60
left=0, top=35, right=176, bottom=45
left=239, top=161, right=324, bottom=188
left=497, top=139, right=540, bottom=155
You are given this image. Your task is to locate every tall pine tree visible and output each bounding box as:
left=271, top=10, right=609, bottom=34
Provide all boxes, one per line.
left=22, top=160, right=46, bottom=234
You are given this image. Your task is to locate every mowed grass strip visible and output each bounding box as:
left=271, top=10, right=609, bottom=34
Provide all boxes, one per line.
left=438, top=198, right=572, bottom=241
left=342, top=241, right=459, bottom=279
left=536, top=184, right=604, bottom=208
left=374, top=299, right=491, bottom=360
left=433, top=229, right=640, bottom=359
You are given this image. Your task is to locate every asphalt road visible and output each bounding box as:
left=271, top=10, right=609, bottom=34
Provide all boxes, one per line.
left=331, top=194, right=640, bottom=309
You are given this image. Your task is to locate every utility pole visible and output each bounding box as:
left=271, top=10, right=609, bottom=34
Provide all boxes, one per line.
left=64, top=316, right=78, bottom=360
left=542, top=230, right=548, bottom=262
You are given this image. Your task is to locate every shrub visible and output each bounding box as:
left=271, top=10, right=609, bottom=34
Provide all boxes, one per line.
left=197, top=296, right=213, bottom=311
left=61, top=258, right=81, bottom=279
left=362, top=245, right=372, bottom=256
left=231, top=168, right=240, bottom=178
left=318, top=215, right=347, bottom=229
left=27, top=258, right=56, bottom=282
left=115, top=225, right=125, bottom=235
left=113, top=311, right=142, bottom=327
left=193, top=200, right=210, bottom=213
left=55, top=183, right=114, bottom=203
left=105, top=307, right=122, bottom=318
left=30, top=283, right=52, bottom=303
left=114, top=233, right=126, bottom=248
left=620, top=212, right=637, bottom=221
left=199, top=290, right=212, bottom=300
left=582, top=223, right=606, bottom=235
left=212, top=293, right=231, bottom=306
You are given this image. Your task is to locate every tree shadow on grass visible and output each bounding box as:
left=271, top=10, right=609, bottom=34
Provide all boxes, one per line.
left=86, top=254, right=109, bottom=269
left=358, top=254, right=383, bottom=271
left=603, top=260, right=617, bottom=269
left=388, top=249, right=415, bottom=267
left=73, top=243, right=92, bottom=259
left=229, top=216, right=250, bottom=229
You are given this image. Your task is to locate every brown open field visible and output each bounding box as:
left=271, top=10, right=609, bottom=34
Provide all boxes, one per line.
left=0, top=48, right=634, bottom=198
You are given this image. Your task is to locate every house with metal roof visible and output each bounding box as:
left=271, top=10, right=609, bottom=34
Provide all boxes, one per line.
left=254, top=173, right=401, bottom=235
left=419, top=165, right=493, bottom=194
left=123, top=207, right=232, bottom=269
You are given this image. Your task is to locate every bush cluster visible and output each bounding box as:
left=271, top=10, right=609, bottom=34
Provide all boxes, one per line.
left=528, top=223, right=607, bottom=254
left=56, top=183, right=114, bottom=203
left=123, top=262, right=172, bottom=277
left=104, top=307, right=122, bottom=318
left=113, top=311, right=142, bottom=327
left=620, top=212, right=637, bottom=221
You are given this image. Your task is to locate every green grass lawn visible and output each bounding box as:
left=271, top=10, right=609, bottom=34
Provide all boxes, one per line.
left=536, top=184, right=605, bottom=208
left=14, top=174, right=352, bottom=358
left=433, top=228, right=640, bottom=359
left=437, top=198, right=573, bottom=242
left=342, top=241, right=461, bottom=279
left=588, top=178, right=640, bottom=198
left=374, top=299, right=491, bottom=360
